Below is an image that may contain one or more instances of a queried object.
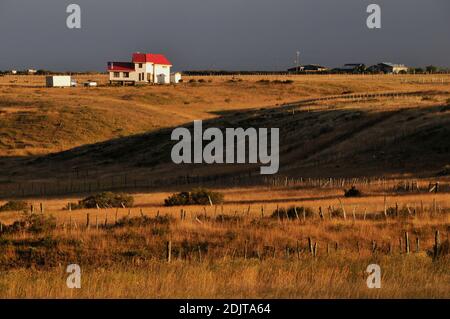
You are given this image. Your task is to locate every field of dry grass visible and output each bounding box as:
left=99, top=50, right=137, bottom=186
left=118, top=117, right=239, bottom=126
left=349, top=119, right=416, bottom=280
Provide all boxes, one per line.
left=0, top=74, right=449, bottom=298
left=0, top=186, right=449, bottom=298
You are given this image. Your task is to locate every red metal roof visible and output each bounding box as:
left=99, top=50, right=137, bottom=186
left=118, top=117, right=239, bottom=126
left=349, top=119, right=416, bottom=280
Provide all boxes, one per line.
left=107, top=62, right=135, bottom=71
left=132, top=53, right=172, bottom=65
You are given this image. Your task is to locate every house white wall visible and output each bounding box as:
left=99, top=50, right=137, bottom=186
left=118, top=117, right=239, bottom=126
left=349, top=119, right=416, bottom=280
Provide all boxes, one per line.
left=109, top=71, right=138, bottom=82
left=154, top=64, right=171, bottom=84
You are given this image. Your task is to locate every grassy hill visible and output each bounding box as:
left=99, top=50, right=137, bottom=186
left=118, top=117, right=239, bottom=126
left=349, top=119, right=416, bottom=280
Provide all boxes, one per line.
left=0, top=74, right=450, bottom=196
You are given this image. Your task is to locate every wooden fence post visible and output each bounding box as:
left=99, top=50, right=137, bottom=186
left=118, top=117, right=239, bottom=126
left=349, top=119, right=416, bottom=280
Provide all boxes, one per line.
left=198, top=245, right=202, bottom=262
left=434, top=230, right=440, bottom=260
left=166, top=241, right=172, bottom=263
left=383, top=196, right=387, bottom=219
left=308, top=237, right=313, bottom=255
left=405, top=232, right=410, bottom=254
left=244, top=240, right=248, bottom=259
left=86, top=213, right=90, bottom=229
left=415, top=237, right=420, bottom=253
left=338, top=199, right=346, bottom=220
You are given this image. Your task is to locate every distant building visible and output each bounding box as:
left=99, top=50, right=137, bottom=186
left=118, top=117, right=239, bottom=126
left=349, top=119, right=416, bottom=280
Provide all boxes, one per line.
left=333, top=63, right=366, bottom=73
left=46, top=76, right=72, bottom=87
left=287, top=64, right=328, bottom=73
left=11, top=70, right=17, bottom=75
left=107, top=52, right=173, bottom=85
left=27, top=69, right=37, bottom=75
left=170, top=72, right=182, bottom=84
left=367, top=62, right=408, bottom=74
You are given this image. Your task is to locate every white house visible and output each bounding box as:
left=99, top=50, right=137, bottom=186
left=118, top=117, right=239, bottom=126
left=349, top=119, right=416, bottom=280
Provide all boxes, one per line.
left=107, top=52, right=173, bottom=85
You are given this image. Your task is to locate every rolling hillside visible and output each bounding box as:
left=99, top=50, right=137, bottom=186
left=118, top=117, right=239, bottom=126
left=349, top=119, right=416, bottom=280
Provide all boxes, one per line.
left=0, top=74, right=449, bottom=196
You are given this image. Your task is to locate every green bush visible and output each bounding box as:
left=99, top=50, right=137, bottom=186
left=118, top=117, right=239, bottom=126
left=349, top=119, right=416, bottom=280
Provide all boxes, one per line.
left=0, top=200, right=29, bottom=212
left=164, top=188, right=224, bottom=206
left=67, top=192, right=134, bottom=210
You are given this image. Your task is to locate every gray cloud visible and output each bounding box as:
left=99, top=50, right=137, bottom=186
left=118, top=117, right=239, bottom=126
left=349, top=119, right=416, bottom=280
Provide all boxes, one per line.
left=0, top=0, right=449, bottom=71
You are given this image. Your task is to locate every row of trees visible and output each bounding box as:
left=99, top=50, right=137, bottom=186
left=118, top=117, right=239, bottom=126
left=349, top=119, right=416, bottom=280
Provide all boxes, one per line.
left=0, top=70, right=103, bottom=76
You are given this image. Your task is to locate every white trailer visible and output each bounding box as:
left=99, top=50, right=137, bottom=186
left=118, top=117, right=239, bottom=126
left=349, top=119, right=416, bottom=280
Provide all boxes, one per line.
left=46, top=76, right=72, bottom=87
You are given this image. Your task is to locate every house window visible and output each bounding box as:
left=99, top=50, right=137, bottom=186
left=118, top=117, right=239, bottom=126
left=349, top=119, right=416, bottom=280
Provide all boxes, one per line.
left=113, top=72, right=120, bottom=78
left=123, top=72, right=130, bottom=78
left=139, top=63, right=143, bottom=68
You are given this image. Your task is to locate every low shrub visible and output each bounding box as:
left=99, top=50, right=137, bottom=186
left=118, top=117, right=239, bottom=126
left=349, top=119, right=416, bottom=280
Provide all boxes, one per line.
left=437, top=165, right=450, bottom=176
left=114, top=215, right=174, bottom=228
left=344, top=186, right=362, bottom=197
left=329, top=207, right=345, bottom=218
left=270, top=206, right=314, bottom=220
left=385, top=205, right=411, bottom=218
left=67, top=192, right=134, bottom=210
left=0, top=200, right=29, bottom=212
left=164, top=188, right=224, bottom=206
left=3, top=213, right=56, bottom=234
left=272, top=79, right=294, bottom=84
left=215, top=214, right=242, bottom=223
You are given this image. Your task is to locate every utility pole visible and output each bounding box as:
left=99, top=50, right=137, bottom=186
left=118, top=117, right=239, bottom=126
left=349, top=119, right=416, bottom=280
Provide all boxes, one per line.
left=296, top=51, right=300, bottom=73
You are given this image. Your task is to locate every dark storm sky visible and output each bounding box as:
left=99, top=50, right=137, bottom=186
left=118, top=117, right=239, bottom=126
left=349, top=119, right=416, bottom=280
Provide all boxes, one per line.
left=0, top=0, right=449, bottom=71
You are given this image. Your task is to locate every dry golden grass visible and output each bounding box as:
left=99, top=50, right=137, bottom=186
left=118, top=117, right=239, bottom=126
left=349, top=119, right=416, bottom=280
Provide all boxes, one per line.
left=0, top=187, right=448, bottom=298
left=0, top=74, right=449, bottom=298
left=0, top=73, right=449, bottom=156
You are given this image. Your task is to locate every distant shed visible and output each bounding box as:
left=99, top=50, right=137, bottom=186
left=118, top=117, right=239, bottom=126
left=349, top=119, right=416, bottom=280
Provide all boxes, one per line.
left=46, top=76, right=72, bottom=87
left=170, top=72, right=182, bottom=83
